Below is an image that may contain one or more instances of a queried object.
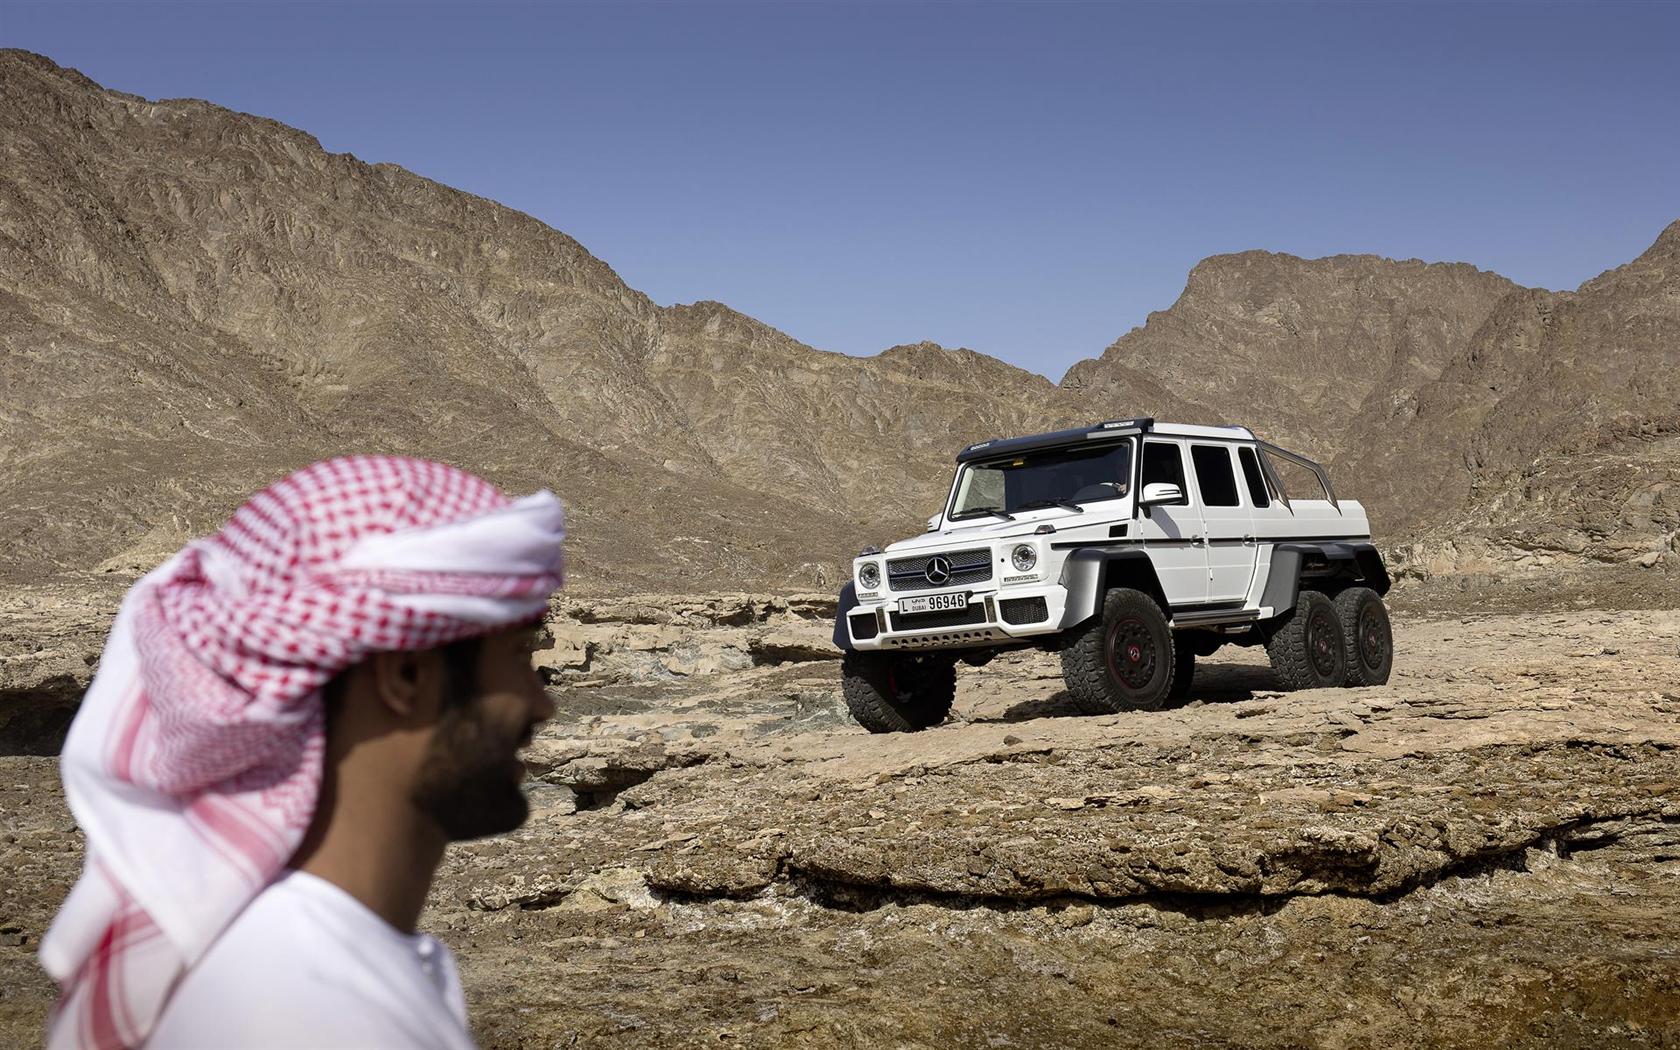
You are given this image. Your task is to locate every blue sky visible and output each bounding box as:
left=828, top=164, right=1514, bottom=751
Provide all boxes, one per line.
left=5, top=1, right=1678, bottom=379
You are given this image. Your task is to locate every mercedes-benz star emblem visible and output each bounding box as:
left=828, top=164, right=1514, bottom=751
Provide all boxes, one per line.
left=924, top=556, right=952, bottom=586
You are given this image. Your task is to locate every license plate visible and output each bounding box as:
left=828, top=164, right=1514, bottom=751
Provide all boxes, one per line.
left=898, top=593, right=969, bottom=614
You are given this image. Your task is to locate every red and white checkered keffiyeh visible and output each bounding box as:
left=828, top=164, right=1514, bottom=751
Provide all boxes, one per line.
left=39, top=456, right=566, bottom=1050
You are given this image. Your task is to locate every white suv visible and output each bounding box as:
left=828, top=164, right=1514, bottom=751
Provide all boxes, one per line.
left=834, top=418, right=1393, bottom=732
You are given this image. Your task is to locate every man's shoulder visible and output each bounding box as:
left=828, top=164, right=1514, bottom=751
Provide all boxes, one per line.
left=146, top=873, right=473, bottom=1050
left=180, top=871, right=367, bottom=982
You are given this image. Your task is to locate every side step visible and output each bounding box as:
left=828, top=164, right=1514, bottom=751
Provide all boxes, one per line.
left=1170, top=607, right=1261, bottom=627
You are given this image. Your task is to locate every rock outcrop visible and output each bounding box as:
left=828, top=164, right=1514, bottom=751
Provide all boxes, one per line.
left=535, top=593, right=840, bottom=684
left=6, top=608, right=1680, bottom=1047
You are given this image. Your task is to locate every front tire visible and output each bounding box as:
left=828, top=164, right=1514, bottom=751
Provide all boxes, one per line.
left=841, top=651, right=957, bottom=733
left=1060, top=588, right=1177, bottom=714
left=1334, top=587, right=1393, bottom=686
left=1266, top=589, right=1346, bottom=690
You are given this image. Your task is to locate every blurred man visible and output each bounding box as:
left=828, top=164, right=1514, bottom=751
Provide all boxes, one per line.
left=41, top=456, right=566, bottom=1050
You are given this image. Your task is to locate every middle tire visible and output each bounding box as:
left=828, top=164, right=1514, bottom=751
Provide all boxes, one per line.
left=1265, top=588, right=1347, bottom=690
left=1060, top=587, right=1177, bottom=713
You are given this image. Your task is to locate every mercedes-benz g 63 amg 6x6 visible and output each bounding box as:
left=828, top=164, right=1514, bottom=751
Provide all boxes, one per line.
left=832, top=418, right=1392, bottom=733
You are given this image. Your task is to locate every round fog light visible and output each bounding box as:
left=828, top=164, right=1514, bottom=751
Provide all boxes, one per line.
left=858, top=562, right=882, bottom=589
left=1011, top=544, right=1038, bottom=573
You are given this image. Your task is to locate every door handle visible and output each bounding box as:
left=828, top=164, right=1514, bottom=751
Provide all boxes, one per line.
left=1192, top=535, right=1206, bottom=546
left=1242, top=534, right=1256, bottom=545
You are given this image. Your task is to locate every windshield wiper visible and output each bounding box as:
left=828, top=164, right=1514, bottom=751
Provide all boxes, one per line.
left=1016, top=498, right=1085, bottom=514
left=952, top=506, right=1016, bottom=521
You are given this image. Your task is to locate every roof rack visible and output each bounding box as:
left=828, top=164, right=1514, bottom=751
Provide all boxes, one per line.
left=1255, top=440, right=1339, bottom=511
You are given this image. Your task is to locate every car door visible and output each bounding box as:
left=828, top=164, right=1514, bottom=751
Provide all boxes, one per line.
left=1189, top=442, right=1258, bottom=603
left=1137, top=439, right=1208, bottom=605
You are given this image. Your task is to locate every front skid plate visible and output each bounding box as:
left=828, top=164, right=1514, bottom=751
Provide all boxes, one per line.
left=878, top=627, right=1014, bottom=650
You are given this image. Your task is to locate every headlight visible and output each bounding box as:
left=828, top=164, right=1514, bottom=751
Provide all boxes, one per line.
left=1011, top=544, right=1038, bottom=572
left=858, top=561, right=882, bottom=589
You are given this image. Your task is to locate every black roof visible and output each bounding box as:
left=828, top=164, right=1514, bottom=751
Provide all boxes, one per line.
left=955, top=418, right=1154, bottom=464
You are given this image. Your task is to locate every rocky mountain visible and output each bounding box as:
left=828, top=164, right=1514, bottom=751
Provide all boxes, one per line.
left=1358, top=219, right=1680, bottom=575
left=0, top=50, right=1074, bottom=591
left=1, top=49, right=1675, bottom=592
left=1062, top=252, right=1521, bottom=463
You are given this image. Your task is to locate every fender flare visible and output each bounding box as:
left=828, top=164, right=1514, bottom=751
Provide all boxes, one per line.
left=1259, top=541, right=1391, bottom=616
left=1057, top=549, right=1170, bottom=628
left=832, top=581, right=861, bottom=651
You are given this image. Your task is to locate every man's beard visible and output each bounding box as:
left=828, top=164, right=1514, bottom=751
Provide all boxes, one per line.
left=411, top=699, right=534, bottom=842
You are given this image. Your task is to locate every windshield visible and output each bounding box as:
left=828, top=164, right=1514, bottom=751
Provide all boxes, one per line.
left=948, top=439, right=1134, bottom=520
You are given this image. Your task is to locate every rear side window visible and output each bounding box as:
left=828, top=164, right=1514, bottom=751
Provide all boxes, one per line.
left=1190, top=445, right=1240, bottom=507
left=1237, top=446, right=1271, bottom=508
left=1141, top=441, right=1189, bottom=503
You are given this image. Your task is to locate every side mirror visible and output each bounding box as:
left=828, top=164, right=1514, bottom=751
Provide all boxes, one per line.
left=926, top=514, right=942, bottom=533
left=1139, top=482, right=1184, bottom=508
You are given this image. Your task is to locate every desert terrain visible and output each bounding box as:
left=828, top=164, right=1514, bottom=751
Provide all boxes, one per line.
left=4, top=584, right=1680, bottom=1048
left=3, top=48, right=1680, bottom=1048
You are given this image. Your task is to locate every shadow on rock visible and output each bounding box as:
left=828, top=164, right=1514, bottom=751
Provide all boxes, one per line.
left=1179, top=663, right=1278, bottom=706
left=983, top=690, right=1087, bottom=723
left=971, top=661, right=1281, bottom=724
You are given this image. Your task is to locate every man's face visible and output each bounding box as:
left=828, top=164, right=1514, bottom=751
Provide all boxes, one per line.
left=411, top=623, right=554, bottom=841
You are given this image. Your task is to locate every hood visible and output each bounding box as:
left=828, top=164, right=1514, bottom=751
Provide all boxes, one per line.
left=880, top=509, right=1077, bottom=555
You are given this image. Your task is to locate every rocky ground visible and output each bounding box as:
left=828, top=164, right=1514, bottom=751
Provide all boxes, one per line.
left=4, top=584, right=1680, bottom=1048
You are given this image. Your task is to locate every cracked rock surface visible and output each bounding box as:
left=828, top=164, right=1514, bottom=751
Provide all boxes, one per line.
left=4, top=608, right=1680, bottom=1047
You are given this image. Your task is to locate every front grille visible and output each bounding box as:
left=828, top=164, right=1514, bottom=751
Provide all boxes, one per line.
left=889, top=604, right=988, bottom=632
left=887, top=548, right=993, bottom=592
left=848, top=611, right=879, bottom=641
left=1000, top=597, right=1048, bottom=625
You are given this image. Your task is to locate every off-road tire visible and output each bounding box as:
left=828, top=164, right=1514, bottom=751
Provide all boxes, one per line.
left=1168, top=642, right=1196, bottom=704
left=1266, top=588, right=1346, bottom=690
left=1060, top=587, right=1177, bottom=714
left=1334, top=587, right=1393, bottom=686
left=841, top=651, right=957, bottom=733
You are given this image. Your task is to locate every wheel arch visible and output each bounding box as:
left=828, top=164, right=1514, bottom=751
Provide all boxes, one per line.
left=1058, top=549, right=1170, bottom=628
left=1260, top=541, right=1391, bottom=616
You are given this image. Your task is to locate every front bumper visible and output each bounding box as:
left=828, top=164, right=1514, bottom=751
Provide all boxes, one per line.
left=844, top=584, right=1069, bottom=651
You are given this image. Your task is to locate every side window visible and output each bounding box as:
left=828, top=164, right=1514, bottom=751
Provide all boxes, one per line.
left=1141, top=441, right=1189, bottom=504
left=1191, top=445, right=1240, bottom=507
left=1237, top=446, right=1271, bottom=508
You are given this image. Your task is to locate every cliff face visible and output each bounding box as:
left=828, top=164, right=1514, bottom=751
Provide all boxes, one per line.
left=1362, top=220, right=1680, bottom=573
left=1064, top=229, right=1680, bottom=573
left=1062, top=252, right=1521, bottom=460
left=0, top=51, right=1069, bottom=589
left=2, top=48, right=1676, bottom=590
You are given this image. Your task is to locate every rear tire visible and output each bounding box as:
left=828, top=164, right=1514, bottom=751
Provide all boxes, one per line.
left=841, top=651, right=957, bottom=733
left=1060, top=588, right=1176, bottom=714
left=1265, top=589, right=1346, bottom=690
left=1334, top=587, right=1393, bottom=686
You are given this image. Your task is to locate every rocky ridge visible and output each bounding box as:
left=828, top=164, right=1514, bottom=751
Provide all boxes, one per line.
left=2, top=48, right=1677, bottom=593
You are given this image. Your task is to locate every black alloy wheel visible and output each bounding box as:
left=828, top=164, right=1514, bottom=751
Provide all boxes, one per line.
left=1105, top=614, right=1158, bottom=691
left=1306, top=600, right=1342, bottom=679
left=1060, top=587, right=1177, bottom=714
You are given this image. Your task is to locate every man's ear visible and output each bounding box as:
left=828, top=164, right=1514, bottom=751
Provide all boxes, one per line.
left=369, top=649, right=435, bottom=719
